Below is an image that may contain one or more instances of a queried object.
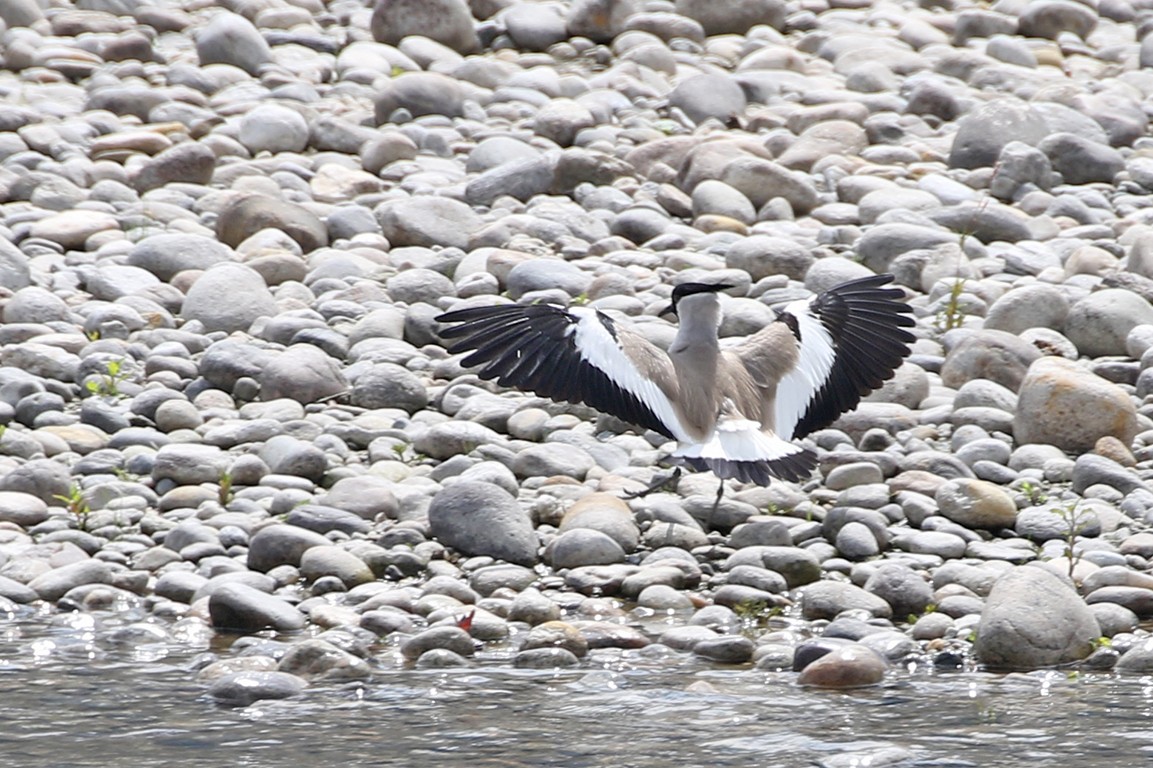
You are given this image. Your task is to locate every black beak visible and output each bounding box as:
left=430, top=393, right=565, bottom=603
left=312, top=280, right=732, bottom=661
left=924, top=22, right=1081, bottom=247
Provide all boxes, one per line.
left=659, top=302, right=677, bottom=318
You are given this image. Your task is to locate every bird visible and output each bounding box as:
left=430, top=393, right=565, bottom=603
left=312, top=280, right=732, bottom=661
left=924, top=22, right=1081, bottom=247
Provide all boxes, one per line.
left=434, top=274, right=916, bottom=499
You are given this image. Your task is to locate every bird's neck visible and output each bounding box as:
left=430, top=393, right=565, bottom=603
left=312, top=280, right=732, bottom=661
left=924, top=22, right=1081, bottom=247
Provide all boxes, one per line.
left=669, top=294, right=722, bottom=439
left=670, top=293, right=721, bottom=355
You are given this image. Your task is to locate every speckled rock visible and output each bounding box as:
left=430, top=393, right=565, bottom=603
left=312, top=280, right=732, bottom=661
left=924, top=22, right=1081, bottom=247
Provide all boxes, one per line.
left=1014, top=357, right=1138, bottom=453
left=935, top=479, right=1018, bottom=530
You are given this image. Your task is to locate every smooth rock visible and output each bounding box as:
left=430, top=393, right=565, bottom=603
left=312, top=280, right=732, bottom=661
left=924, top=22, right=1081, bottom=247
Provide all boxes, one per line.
left=278, top=639, right=371, bottom=681
left=797, top=644, right=886, bottom=688
left=28, top=561, right=112, bottom=602
left=974, top=566, right=1099, bottom=670
left=216, top=194, right=327, bottom=254
left=1014, top=357, right=1138, bottom=454
left=208, top=582, right=306, bottom=633
left=208, top=671, right=305, bottom=707
left=801, top=581, right=893, bottom=620
left=949, top=98, right=1049, bottom=170
left=260, top=345, right=348, bottom=405
left=196, top=11, right=272, bottom=75
left=371, top=0, right=477, bottom=53
left=1064, top=289, right=1153, bottom=358
left=247, top=524, right=331, bottom=572
left=935, top=478, right=1018, bottom=530
left=427, top=482, right=538, bottom=566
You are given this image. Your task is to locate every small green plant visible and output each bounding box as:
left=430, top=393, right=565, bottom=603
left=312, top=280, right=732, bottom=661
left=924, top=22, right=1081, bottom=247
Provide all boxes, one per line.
left=1091, top=636, right=1112, bottom=651
left=1018, top=480, right=1047, bottom=506
left=218, top=470, right=234, bottom=506
left=85, top=329, right=100, bottom=341
left=906, top=603, right=938, bottom=625
left=933, top=278, right=968, bottom=334
left=733, top=599, right=779, bottom=636
left=390, top=443, right=427, bottom=465
left=1052, top=500, right=1092, bottom=581
left=86, top=359, right=130, bottom=397
left=54, top=484, right=91, bottom=532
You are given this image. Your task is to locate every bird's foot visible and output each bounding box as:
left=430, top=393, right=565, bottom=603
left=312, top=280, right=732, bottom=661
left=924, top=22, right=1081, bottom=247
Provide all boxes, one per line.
left=621, top=467, right=683, bottom=500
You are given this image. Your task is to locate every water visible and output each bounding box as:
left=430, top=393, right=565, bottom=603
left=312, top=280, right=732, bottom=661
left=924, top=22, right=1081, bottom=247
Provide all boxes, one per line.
left=3, top=614, right=1153, bottom=768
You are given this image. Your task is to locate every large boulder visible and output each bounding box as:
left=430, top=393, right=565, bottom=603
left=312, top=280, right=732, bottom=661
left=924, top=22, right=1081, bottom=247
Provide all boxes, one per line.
left=215, top=194, right=327, bottom=253
left=948, top=98, right=1049, bottom=170
left=974, top=566, right=1099, bottom=670
left=370, top=0, right=477, bottom=53
left=180, top=263, right=278, bottom=334
left=1014, top=357, right=1138, bottom=453
left=940, top=329, right=1042, bottom=392
left=427, top=482, right=538, bottom=565
left=1063, top=289, right=1153, bottom=358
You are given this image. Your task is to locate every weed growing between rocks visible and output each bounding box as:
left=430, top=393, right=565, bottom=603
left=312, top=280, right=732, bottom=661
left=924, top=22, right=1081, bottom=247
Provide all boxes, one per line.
left=54, top=484, right=91, bottom=532
left=1052, top=500, right=1094, bottom=582
left=85, top=359, right=131, bottom=398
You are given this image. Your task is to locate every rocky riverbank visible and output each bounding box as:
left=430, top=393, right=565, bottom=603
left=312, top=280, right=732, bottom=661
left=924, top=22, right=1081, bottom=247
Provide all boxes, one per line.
left=3, top=0, right=1153, bottom=707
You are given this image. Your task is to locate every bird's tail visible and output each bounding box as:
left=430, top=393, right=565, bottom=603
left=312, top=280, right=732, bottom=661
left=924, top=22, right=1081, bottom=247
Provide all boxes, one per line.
left=671, top=417, right=817, bottom=485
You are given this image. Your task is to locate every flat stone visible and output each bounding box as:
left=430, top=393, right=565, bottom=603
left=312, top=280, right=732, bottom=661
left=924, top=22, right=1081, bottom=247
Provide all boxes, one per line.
left=28, top=560, right=112, bottom=602
left=208, top=671, right=305, bottom=707
left=208, top=582, right=306, bottom=633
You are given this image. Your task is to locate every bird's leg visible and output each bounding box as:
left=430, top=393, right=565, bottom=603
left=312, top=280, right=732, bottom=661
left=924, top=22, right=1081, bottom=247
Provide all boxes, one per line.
left=621, top=467, right=682, bottom=500
left=708, top=478, right=725, bottom=530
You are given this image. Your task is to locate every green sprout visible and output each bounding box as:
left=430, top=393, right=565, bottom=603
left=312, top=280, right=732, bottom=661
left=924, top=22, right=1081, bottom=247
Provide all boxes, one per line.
left=1052, top=500, right=1093, bottom=581
left=391, top=442, right=427, bottom=465
left=86, top=359, right=130, bottom=398
left=1018, top=480, right=1047, bottom=506
left=54, top=484, right=91, bottom=532
left=218, top=470, right=234, bottom=506
left=933, top=278, right=967, bottom=334
left=733, top=599, right=780, bottom=636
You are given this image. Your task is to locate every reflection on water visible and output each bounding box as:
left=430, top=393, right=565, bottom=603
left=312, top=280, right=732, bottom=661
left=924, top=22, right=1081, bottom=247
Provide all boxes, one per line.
left=2, top=614, right=1152, bottom=768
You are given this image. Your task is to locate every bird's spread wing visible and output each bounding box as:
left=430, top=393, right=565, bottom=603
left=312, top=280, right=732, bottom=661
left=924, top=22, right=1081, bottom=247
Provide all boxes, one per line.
left=738, top=274, right=916, bottom=441
left=436, top=303, right=686, bottom=440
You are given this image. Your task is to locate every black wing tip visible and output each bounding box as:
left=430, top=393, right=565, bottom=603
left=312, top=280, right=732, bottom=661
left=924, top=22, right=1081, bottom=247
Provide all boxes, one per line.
left=436, top=302, right=676, bottom=440
left=792, top=273, right=916, bottom=439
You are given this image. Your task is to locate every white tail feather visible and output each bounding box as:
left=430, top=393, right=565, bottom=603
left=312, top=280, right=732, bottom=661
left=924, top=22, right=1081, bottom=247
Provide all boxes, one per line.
left=673, top=416, right=806, bottom=462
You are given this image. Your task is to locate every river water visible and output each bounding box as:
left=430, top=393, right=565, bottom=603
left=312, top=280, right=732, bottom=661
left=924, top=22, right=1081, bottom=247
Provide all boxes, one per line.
left=2, top=612, right=1152, bottom=767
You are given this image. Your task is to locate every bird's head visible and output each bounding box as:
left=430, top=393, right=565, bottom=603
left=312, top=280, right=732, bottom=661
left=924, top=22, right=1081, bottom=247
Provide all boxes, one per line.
left=660, top=282, right=733, bottom=318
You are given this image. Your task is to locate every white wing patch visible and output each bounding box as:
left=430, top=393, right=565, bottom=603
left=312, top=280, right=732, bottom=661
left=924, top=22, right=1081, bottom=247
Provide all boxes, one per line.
left=673, top=416, right=806, bottom=462
left=568, top=307, right=692, bottom=443
left=774, top=299, right=836, bottom=440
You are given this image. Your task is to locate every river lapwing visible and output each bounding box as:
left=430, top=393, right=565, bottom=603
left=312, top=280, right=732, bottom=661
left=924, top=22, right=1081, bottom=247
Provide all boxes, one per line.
left=435, top=274, right=915, bottom=494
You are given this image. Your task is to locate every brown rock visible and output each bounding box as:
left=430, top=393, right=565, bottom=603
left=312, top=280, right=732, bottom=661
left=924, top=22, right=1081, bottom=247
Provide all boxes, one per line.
left=215, top=194, right=327, bottom=253
left=797, top=644, right=886, bottom=688
left=1014, top=357, right=1138, bottom=453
